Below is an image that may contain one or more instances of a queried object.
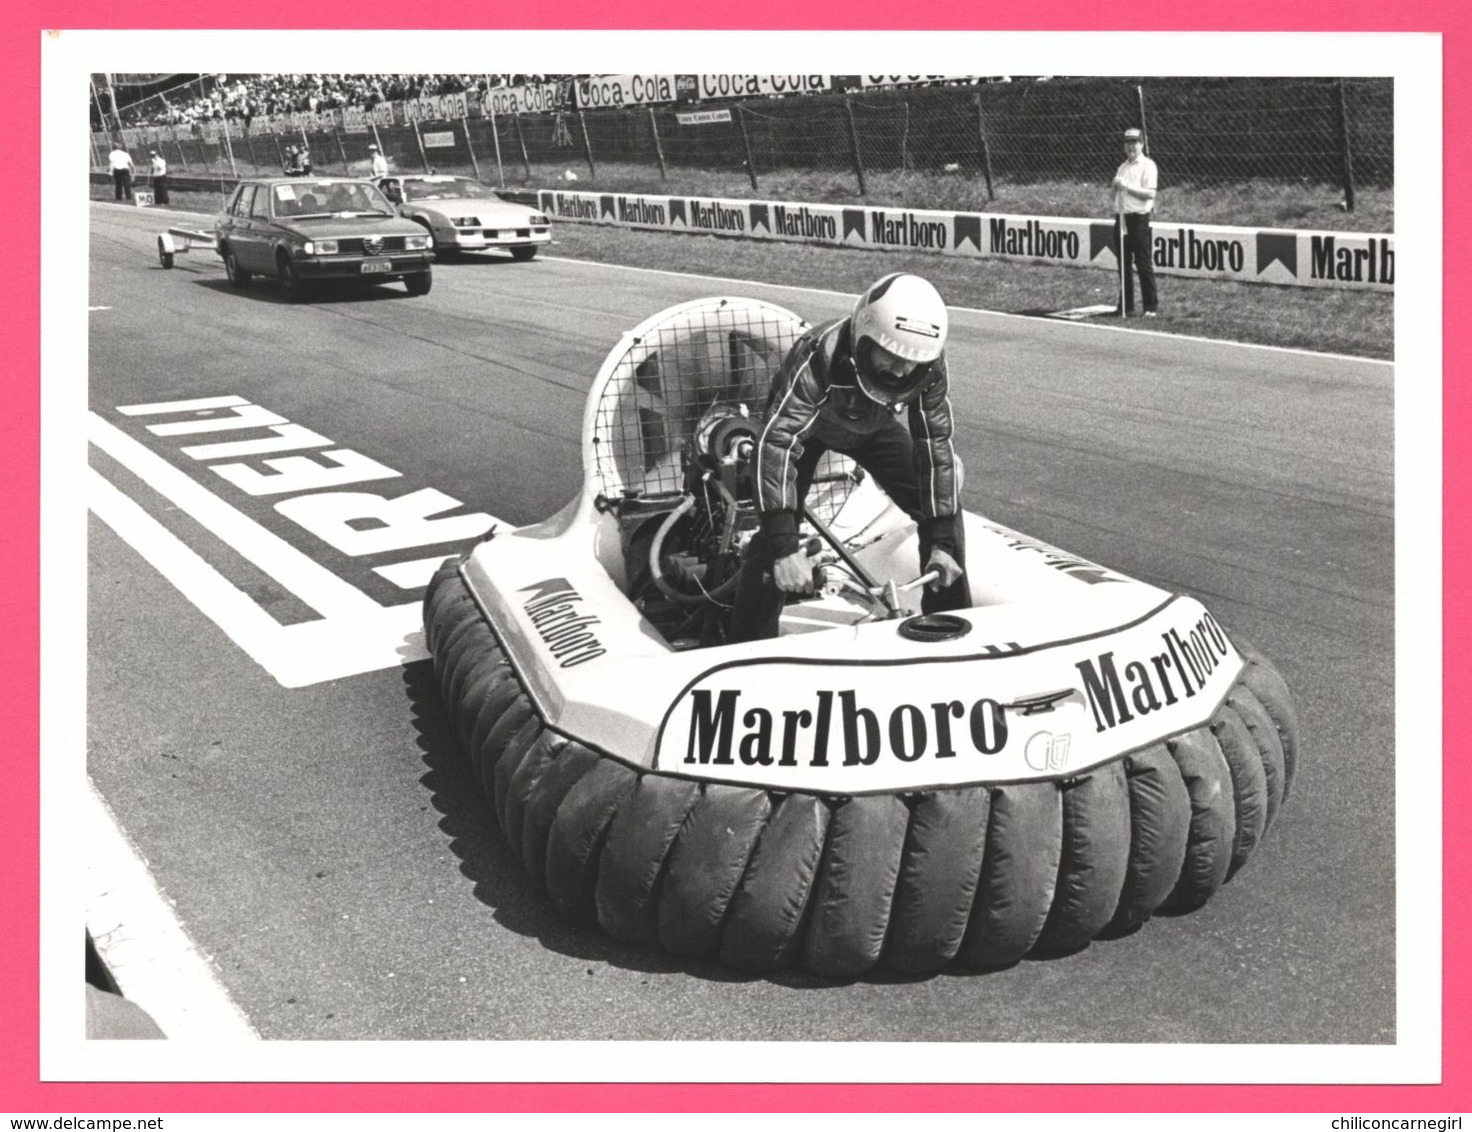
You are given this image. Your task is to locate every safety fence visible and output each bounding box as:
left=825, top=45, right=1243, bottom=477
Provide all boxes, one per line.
left=92, top=76, right=1393, bottom=210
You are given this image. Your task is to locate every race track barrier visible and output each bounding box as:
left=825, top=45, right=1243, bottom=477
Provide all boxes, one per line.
left=529, top=188, right=1394, bottom=292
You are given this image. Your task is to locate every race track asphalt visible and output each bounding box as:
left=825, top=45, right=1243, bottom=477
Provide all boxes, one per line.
left=82, top=203, right=1396, bottom=1049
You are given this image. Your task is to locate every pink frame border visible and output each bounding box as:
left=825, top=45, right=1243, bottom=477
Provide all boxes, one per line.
left=10, top=1, right=1464, bottom=1113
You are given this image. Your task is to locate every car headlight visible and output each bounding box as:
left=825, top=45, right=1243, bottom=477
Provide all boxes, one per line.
left=404, top=234, right=432, bottom=251
left=302, top=239, right=338, bottom=255
left=451, top=217, right=480, bottom=228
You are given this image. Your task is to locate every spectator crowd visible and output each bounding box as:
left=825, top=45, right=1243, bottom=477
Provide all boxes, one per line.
left=101, top=73, right=563, bottom=129
left=98, top=73, right=1014, bottom=131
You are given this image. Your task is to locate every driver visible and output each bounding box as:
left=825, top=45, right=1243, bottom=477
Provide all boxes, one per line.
left=728, top=272, right=968, bottom=643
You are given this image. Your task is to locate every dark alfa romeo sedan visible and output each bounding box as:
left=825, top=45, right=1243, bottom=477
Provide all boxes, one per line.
left=214, top=177, right=434, bottom=299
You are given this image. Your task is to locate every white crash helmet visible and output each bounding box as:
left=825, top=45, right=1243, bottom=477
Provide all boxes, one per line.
left=849, top=273, right=949, bottom=408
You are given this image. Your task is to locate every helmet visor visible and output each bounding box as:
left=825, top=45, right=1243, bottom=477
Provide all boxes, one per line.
left=856, top=340, right=927, bottom=405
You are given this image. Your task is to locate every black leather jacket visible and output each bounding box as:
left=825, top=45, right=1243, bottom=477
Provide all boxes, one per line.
left=753, top=317, right=959, bottom=559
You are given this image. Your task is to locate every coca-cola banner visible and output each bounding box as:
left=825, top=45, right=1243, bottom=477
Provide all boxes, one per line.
left=688, top=75, right=832, bottom=101
left=480, top=82, right=570, bottom=116
left=573, top=75, right=684, bottom=109
left=398, top=92, right=470, bottom=122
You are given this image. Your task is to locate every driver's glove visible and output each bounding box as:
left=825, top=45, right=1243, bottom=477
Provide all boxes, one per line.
left=925, top=547, right=962, bottom=591
left=772, top=551, right=816, bottom=594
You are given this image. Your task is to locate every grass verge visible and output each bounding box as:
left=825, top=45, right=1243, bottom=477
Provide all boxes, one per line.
left=547, top=223, right=1392, bottom=361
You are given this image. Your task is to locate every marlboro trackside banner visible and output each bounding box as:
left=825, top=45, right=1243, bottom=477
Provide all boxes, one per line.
left=535, top=189, right=1394, bottom=292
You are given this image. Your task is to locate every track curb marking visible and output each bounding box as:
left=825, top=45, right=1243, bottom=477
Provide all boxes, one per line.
left=84, top=781, right=259, bottom=1041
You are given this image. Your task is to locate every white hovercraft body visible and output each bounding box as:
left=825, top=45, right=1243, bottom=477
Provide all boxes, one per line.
left=456, top=297, right=1243, bottom=795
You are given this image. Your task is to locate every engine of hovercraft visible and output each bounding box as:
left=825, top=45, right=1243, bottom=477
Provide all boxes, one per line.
left=616, top=403, right=764, bottom=648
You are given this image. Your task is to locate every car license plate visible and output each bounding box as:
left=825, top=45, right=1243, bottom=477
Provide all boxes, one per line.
left=361, top=260, right=392, bottom=274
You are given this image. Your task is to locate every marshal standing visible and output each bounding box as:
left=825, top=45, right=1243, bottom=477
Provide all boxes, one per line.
left=1112, top=127, right=1160, bottom=317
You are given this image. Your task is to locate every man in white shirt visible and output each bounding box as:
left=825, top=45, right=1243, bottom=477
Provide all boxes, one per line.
left=149, top=149, right=169, bottom=205
left=1112, top=127, right=1159, bottom=317
left=108, top=142, right=135, bottom=201
left=369, top=143, right=389, bottom=178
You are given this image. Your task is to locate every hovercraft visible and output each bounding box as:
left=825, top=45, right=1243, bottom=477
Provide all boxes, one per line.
left=423, top=297, right=1299, bottom=977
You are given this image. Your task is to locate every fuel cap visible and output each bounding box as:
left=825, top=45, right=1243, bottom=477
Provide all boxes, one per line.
left=897, top=613, right=972, bottom=643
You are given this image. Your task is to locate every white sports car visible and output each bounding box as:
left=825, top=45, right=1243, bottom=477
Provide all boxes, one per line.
left=376, top=174, right=551, bottom=260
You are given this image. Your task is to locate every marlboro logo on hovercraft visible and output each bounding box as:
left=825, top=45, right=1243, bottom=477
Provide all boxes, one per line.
left=654, top=599, right=1242, bottom=791
left=681, top=687, right=1012, bottom=770
left=518, top=577, right=607, bottom=668
left=1074, top=608, right=1235, bottom=734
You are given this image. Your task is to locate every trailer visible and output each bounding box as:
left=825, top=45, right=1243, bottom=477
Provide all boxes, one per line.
left=156, top=226, right=215, bottom=269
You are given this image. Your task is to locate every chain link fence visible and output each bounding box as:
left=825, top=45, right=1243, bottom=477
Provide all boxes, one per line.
left=93, top=76, right=1393, bottom=210
left=91, top=73, right=227, bottom=130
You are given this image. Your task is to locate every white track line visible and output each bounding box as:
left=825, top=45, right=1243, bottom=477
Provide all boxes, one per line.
left=87, top=462, right=432, bottom=686
left=84, top=781, right=259, bottom=1041
left=92, top=200, right=1391, bottom=365
left=90, top=412, right=382, bottom=620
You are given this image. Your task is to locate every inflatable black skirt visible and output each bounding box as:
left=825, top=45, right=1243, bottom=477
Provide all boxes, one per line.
left=424, top=559, right=1300, bottom=978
